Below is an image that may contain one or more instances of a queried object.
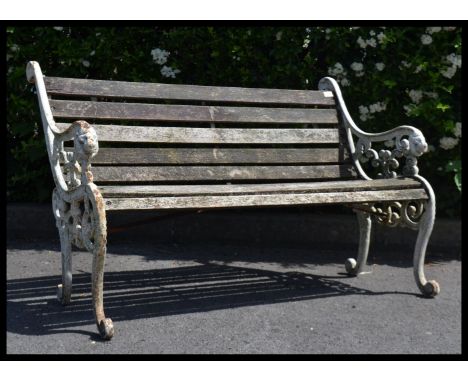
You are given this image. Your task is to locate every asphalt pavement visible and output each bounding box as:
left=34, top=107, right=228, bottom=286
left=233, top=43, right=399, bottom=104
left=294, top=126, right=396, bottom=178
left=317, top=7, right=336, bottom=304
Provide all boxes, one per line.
left=6, top=238, right=461, bottom=354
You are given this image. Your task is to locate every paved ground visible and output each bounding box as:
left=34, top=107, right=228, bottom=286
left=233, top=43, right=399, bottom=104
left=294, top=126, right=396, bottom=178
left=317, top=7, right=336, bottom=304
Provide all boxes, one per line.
left=7, top=239, right=461, bottom=354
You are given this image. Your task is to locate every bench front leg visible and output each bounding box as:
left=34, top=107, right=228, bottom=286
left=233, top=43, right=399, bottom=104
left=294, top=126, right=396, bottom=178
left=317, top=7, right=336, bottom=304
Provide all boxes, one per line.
left=412, top=176, right=440, bottom=297
left=345, top=210, right=372, bottom=276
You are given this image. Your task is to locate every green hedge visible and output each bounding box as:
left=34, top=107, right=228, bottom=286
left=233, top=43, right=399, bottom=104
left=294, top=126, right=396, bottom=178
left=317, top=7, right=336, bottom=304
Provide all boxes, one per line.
left=7, top=26, right=461, bottom=216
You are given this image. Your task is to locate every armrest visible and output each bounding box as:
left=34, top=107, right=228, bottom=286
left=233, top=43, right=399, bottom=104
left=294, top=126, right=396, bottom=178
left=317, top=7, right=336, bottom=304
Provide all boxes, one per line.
left=318, top=77, right=428, bottom=179
left=27, top=61, right=99, bottom=193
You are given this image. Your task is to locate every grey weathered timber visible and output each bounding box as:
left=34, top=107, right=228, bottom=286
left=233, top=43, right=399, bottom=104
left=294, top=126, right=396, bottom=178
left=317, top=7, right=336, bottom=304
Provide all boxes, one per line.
left=45, top=76, right=336, bottom=106
left=104, top=189, right=428, bottom=211
left=56, top=124, right=341, bottom=144
left=99, top=178, right=423, bottom=197
left=50, top=100, right=339, bottom=124
left=69, top=147, right=350, bottom=165
left=28, top=61, right=440, bottom=340
left=91, top=165, right=357, bottom=182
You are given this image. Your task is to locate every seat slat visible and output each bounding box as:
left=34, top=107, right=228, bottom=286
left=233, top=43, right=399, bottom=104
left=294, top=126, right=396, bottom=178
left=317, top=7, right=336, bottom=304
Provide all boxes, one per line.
left=45, top=77, right=335, bottom=106
left=55, top=123, right=340, bottom=144
left=104, top=189, right=428, bottom=210
left=99, top=178, right=423, bottom=197
left=50, top=100, right=339, bottom=124
left=66, top=147, right=349, bottom=165
left=91, top=165, right=357, bottom=182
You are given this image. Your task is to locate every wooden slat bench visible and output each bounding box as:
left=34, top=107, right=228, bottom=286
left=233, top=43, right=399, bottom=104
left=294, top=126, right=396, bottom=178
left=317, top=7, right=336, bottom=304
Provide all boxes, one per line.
left=27, top=61, right=439, bottom=340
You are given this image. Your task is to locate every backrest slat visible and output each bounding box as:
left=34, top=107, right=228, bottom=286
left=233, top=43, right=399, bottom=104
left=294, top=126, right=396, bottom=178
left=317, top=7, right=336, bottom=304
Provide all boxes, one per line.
left=64, top=147, right=350, bottom=165
left=55, top=123, right=340, bottom=144
left=50, top=100, right=338, bottom=124
left=91, top=165, right=357, bottom=182
left=45, top=77, right=335, bottom=106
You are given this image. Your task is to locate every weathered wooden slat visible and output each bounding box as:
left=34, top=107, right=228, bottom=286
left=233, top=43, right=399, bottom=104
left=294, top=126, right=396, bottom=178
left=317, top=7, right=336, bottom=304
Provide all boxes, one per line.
left=85, top=148, right=349, bottom=164
left=92, top=165, right=357, bottom=182
left=55, top=123, right=340, bottom=144
left=99, top=178, right=423, bottom=197
left=50, top=100, right=339, bottom=124
left=45, top=77, right=335, bottom=106
left=103, top=189, right=428, bottom=210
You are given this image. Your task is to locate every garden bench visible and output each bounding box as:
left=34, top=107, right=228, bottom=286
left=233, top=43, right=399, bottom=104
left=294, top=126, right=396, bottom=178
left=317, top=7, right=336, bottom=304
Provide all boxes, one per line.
left=27, top=61, right=439, bottom=340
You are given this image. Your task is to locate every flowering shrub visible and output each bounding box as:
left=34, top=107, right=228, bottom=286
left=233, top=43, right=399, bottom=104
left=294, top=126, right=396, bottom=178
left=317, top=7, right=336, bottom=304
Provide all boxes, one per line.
left=6, top=26, right=461, bottom=216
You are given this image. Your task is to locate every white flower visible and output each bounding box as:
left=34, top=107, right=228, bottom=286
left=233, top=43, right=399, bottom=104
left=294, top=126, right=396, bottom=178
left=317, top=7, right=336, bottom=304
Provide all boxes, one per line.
left=90, top=50, right=95, bottom=56
left=357, top=36, right=367, bottom=49
left=82, top=60, right=90, bottom=68
left=441, top=65, right=457, bottom=79
left=325, top=28, right=331, bottom=34
left=446, top=53, right=462, bottom=68
left=160, top=65, right=180, bottom=78
left=366, top=38, right=377, bottom=48
left=276, top=31, right=283, bottom=41
left=376, top=32, right=386, bottom=43
left=53, top=26, right=64, bottom=31
left=303, top=38, right=311, bottom=48
left=400, top=60, right=411, bottom=68
left=368, top=102, right=387, bottom=113
left=340, top=78, right=350, bottom=87
left=414, top=65, right=424, bottom=73
left=426, top=27, right=442, bottom=34
left=375, top=62, right=385, bottom=71
left=359, top=105, right=369, bottom=115
left=439, top=136, right=459, bottom=150
left=454, top=122, right=462, bottom=138
left=151, top=48, right=170, bottom=65
left=424, top=91, right=438, bottom=99
left=10, top=44, right=19, bottom=52
left=403, top=104, right=414, bottom=115
left=442, top=26, right=457, bottom=31
left=350, top=62, right=364, bottom=71
left=328, top=62, right=344, bottom=76
left=408, top=89, right=423, bottom=104
left=421, top=34, right=433, bottom=45
left=369, top=30, right=376, bottom=36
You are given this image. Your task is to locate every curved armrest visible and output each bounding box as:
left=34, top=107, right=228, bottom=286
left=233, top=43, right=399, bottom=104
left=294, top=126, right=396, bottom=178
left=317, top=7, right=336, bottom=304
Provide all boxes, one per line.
left=27, top=61, right=99, bottom=194
left=318, top=77, right=428, bottom=179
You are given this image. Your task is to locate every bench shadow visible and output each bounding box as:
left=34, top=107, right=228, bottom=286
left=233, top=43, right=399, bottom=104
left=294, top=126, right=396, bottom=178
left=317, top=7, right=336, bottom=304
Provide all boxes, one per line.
left=7, top=263, right=417, bottom=340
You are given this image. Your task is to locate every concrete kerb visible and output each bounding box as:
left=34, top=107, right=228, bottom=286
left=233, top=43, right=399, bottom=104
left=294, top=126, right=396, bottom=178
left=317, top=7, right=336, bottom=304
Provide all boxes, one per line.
left=7, top=203, right=461, bottom=254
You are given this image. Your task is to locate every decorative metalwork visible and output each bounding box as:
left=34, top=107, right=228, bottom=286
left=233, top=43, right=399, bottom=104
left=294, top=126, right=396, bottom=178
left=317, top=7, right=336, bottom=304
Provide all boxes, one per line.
left=318, top=77, right=428, bottom=180
left=354, top=131, right=428, bottom=178
left=352, top=200, right=426, bottom=230
left=318, top=77, right=439, bottom=297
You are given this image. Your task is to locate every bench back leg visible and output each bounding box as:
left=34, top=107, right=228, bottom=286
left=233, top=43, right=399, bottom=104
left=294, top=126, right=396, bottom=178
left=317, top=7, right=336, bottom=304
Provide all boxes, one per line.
left=52, top=189, right=73, bottom=305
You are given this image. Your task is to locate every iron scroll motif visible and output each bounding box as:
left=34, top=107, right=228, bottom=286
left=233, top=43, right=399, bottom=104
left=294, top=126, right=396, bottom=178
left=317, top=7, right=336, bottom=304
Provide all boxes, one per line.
left=354, top=131, right=428, bottom=179
left=352, top=200, right=425, bottom=230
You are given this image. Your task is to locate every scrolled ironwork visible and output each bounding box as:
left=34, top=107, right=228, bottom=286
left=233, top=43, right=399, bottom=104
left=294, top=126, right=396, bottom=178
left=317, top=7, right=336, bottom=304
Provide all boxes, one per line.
left=353, top=200, right=426, bottom=230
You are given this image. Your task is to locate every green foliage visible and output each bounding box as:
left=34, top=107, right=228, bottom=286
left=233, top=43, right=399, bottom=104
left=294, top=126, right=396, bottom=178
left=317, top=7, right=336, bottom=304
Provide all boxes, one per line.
left=6, top=26, right=461, bottom=217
